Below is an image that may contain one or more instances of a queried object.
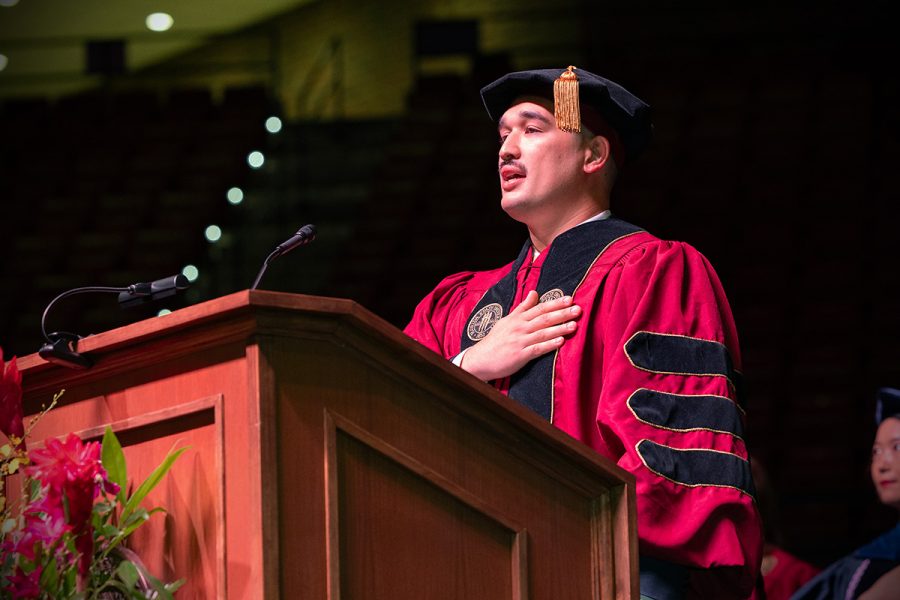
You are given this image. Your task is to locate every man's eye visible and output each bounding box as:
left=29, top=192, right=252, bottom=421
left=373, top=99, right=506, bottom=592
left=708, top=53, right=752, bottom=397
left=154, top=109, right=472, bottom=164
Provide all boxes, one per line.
left=893, top=443, right=900, bottom=452
left=525, top=126, right=540, bottom=133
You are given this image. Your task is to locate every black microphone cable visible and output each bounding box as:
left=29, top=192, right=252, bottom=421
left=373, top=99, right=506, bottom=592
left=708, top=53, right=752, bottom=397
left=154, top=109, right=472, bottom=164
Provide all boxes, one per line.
left=38, top=274, right=190, bottom=369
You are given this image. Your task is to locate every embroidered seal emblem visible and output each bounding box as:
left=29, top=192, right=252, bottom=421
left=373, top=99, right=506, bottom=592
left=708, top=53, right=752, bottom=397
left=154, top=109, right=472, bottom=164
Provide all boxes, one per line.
left=539, top=288, right=565, bottom=303
left=467, top=303, right=503, bottom=341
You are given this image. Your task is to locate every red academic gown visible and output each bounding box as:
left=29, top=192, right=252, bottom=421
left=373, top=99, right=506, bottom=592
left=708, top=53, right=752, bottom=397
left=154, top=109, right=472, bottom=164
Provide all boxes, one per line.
left=762, top=546, right=820, bottom=600
left=404, top=218, right=764, bottom=598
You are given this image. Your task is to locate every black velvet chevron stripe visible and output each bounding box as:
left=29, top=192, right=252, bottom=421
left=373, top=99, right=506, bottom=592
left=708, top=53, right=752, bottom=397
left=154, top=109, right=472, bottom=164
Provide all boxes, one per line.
left=628, top=389, right=744, bottom=437
left=637, top=439, right=756, bottom=496
left=625, top=331, right=736, bottom=380
left=460, top=218, right=643, bottom=420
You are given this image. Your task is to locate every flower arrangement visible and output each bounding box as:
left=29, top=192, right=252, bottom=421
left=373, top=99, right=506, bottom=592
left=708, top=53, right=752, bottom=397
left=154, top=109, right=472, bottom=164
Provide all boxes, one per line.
left=0, top=348, right=186, bottom=599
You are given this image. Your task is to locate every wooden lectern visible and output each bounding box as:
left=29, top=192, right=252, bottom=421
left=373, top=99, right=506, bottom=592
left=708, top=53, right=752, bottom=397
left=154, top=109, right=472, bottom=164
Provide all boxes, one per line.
left=19, top=291, right=637, bottom=599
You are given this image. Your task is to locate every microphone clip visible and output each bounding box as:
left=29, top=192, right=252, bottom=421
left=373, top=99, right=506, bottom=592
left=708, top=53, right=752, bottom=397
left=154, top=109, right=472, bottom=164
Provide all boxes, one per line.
left=39, top=332, right=93, bottom=370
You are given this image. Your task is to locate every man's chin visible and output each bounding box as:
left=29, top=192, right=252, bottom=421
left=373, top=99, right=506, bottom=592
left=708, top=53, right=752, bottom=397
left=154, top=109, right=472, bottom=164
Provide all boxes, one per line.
left=500, top=199, right=533, bottom=223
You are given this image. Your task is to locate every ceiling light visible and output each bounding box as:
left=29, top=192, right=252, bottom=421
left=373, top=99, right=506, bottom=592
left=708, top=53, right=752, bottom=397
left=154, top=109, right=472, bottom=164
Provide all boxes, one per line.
left=265, top=116, right=283, bottom=133
left=0, top=0, right=21, bottom=7
left=0, top=54, right=8, bottom=72
left=146, top=12, right=174, bottom=32
left=182, top=264, right=199, bottom=282
left=205, top=225, right=222, bottom=243
left=226, top=187, right=244, bottom=205
left=247, top=151, right=265, bottom=169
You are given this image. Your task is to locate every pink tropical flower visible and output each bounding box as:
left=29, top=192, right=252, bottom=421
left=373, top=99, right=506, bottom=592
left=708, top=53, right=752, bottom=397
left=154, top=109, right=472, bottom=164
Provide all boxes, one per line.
left=24, top=433, right=119, bottom=575
left=2, top=512, right=71, bottom=599
left=5, top=511, right=71, bottom=561
left=6, top=567, right=43, bottom=599
left=25, top=434, right=99, bottom=488
left=0, top=347, right=25, bottom=443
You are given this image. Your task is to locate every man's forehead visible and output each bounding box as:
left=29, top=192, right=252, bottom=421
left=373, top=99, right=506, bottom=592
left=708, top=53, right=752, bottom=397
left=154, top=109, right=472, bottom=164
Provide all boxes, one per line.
left=498, top=96, right=555, bottom=128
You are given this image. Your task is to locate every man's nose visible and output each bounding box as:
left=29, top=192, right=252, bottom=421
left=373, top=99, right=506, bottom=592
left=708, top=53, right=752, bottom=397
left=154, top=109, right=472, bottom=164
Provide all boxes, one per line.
left=499, top=133, right=520, bottom=160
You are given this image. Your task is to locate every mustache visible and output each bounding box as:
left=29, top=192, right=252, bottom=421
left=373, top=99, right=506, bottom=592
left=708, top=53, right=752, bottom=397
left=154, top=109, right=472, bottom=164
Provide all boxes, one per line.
left=498, top=158, right=526, bottom=173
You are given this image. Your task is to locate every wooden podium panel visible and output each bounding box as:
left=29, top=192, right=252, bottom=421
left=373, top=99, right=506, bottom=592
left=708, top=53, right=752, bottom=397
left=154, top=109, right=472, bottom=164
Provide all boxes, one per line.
left=332, top=428, right=520, bottom=599
left=21, top=343, right=249, bottom=599
left=19, top=291, right=637, bottom=599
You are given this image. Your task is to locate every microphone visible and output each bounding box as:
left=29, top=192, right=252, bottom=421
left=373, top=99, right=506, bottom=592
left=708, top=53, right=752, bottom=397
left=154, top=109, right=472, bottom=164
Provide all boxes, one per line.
left=275, top=224, right=317, bottom=257
left=38, top=274, right=191, bottom=369
left=251, top=224, right=317, bottom=290
left=118, top=274, right=190, bottom=308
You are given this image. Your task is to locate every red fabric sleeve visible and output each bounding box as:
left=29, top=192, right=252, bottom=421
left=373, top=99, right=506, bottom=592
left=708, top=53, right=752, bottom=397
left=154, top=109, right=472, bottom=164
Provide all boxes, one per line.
left=763, top=546, right=821, bottom=600
left=403, top=262, right=516, bottom=358
left=403, top=271, right=479, bottom=359
left=594, top=239, right=763, bottom=598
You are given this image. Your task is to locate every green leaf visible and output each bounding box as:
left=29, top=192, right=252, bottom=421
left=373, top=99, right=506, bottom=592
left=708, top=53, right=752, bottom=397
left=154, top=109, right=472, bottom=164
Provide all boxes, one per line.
left=122, top=506, right=149, bottom=527
left=39, top=555, right=60, bottom=595
left=121, top=446, right=187, bottom=523
left=88, top=580, right=128, bottom=600
left=101, top=426, right=127, bottom=505
left=1, top=517, right=15, bottom=535
left=101, top=508, right=165, bottom=558
left=166, top=578, right=186, bottom=593
left=28, top=478, right=41, bottom=501
left=0, top=443, right=10, bottom=457
left=116, top=560, right=140, bottom=590
left=98, top=522, right=120, bottom=539
left=144, top=571, right=174, bottom=600
left=94, top=499, right=115, bottom=515
left=62, top=532, right=78, bottom=555
left=64, top=567, right=78, bottom=597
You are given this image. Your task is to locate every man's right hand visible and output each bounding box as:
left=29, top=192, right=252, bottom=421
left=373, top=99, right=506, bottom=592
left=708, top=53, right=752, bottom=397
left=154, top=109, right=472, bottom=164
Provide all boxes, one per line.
left=460, top=290, right=581, bottom=382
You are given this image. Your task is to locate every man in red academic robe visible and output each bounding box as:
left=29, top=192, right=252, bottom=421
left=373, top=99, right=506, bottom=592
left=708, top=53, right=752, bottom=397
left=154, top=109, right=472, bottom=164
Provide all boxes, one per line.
left=404, top=67, right=764, bottom=599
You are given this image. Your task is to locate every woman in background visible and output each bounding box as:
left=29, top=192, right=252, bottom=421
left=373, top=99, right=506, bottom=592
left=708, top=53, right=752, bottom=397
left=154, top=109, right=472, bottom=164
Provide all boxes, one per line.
left=791, top=387, right=900, bottom=599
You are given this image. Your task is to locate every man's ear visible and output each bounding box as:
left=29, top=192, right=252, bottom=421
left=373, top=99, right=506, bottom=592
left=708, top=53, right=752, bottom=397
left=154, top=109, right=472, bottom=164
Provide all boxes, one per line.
left=583, top=135, right=610, bottom=174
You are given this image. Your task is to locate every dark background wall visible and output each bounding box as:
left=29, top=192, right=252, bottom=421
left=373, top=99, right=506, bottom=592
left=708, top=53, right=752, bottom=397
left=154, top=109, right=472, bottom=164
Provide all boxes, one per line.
left=1, top=0, right=898, bottom=568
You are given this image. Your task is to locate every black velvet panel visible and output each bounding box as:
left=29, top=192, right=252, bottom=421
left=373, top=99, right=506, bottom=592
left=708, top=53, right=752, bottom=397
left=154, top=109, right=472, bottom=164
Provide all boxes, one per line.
left=625, top=331, right=736, bottom=380
left=460, top=218, right=643, bottom=420
left=628, top=389, right=744, bottom=437
left=637, top=439, right=756, bottom=496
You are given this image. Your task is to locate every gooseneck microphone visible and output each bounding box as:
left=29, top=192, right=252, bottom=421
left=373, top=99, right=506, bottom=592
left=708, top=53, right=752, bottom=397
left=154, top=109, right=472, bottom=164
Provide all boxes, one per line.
left=39, top=274, right=190, bottom=369
left=117, top=274, right=190, bottom=308
left=275, top=224, right=317, bottom=256
left=251, top=224, right=317, bottom=290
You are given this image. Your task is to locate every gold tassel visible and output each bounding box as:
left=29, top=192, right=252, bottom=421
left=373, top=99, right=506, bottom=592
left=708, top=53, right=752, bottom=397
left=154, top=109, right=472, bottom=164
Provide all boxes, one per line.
left=554, top=65, right=580, bottom=133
